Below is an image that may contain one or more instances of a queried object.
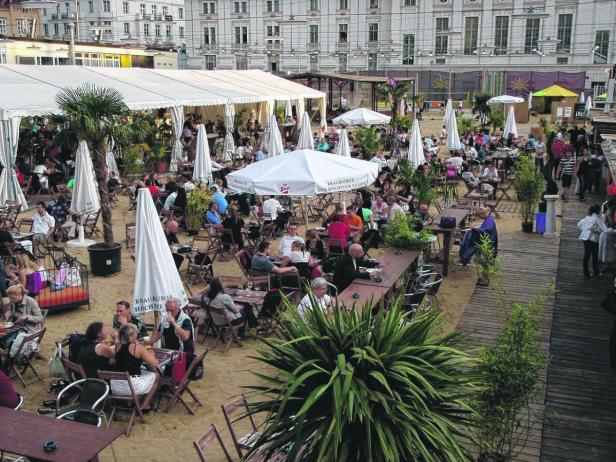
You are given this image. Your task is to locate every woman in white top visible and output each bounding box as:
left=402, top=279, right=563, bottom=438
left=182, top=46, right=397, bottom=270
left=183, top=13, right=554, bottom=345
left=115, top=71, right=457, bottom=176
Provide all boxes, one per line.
left=288, top=240, right=316, bottom=279
left=578, top=203, right=608, bottom=278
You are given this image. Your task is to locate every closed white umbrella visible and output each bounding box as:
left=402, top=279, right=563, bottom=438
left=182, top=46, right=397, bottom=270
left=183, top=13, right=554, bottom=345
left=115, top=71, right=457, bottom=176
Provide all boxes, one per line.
left=132, top=188, right=188, bottom=319
left=502, top=105, right=518, bottom=139
left=487, top=95, right=525, bottom=105
left=407, top=118, right=424, bottom=168
left=579, top=92, right=585, bottom=104
left=193, top=124, right=213, bottom=185
left=265, top=114, right=284, bottom=158
left=443, top=99, right=453, bottom=126
left=222, top=103, right=235, bottom=163
left=333, top=108, right=391, bottom=126
left=0, top=117, right=28, bottom=210
left=297, top=112, right=314, bottom=150
left=170, top=106, right=184, bottom=172
left=285, top=99, right=293, bottom=118
left=586, top=96, right=593, bottom=113
left=68, top=140, right=100, bottom=248
left=527, top=92, right=533, bottom=110
left=105, top=138, right=120, bottom=178
left=446, top=109, right=462, bottom=152
left=336, top=128, right=351, bottom=158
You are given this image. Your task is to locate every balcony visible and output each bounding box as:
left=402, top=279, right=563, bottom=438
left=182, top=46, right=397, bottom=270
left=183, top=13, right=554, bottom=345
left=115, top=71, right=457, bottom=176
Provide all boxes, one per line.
left=51, top=13, right=58, bottom=19
left=233, top=42, right=249, bottom=50
left=164, top=15, right=173, bottom=21
left=60, top=13, right=69, bottom=19
left=135, top=13, right=152, bottom=20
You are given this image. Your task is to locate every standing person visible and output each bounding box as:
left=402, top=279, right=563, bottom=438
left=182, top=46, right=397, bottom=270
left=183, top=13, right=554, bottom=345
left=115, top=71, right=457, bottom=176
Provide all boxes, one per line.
left=556, top=150, right=576, bottom=201
left=575, top=149, right=592, bottom=202
left=591, top=149, right=605, bottom=194
left=601, top=282, right=616, bottom=369
left=535, top=136, right=547, bottom=170
left=577, top=204, right=608, bottom=278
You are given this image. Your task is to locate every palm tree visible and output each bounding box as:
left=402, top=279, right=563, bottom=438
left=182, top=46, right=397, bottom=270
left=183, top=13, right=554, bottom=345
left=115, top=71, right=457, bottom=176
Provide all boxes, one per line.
left=244, top=297, right=476, bottom=462
left=55, top=84, right=149, bottom=246
left=472, top=93, right=492, bottom=126
left=377, top=80, right=411, bottom=133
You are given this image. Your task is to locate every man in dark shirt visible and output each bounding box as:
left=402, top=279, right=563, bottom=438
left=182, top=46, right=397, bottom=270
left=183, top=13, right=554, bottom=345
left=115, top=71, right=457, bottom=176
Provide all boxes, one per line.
left=112, top=300, right=148, bottom=340
left=332, top=243, right=379, bottom=293
left=150, top=298, right=194, bottom=353
left=50, top=195, right=76, bottom=239
left=0, top=230, right=15, bottom=257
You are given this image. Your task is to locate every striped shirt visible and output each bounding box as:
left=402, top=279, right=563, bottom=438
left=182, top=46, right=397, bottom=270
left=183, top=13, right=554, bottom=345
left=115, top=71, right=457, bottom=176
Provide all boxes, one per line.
left=560, top=157, right=576, bottom=175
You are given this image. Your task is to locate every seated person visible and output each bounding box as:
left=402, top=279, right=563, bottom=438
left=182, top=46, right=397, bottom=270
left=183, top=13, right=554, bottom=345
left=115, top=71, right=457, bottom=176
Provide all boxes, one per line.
left=251, top=241, right=299, bottom=278
left=0, top=229, right=15, bottom=257
left=386, top=196, right=405, bottom=222
left=201, top=278, right=259, bottom=337
left=205, top=201, right=223, bottom=226
left=461, top=164, right=480, bottom=190
left=278, top=224, right=305, bottom=256
left=305, top=230, right=325, bottom=260
left=163, top=182, right=178, bottom=211
left=262, top=196, right=291, bottom=235
left=16, top=254, right=43, bottom=297
left=222, top=206, right=245, bottom=250
left=332, top=244, right=379, bottom=293
left=112, top=300, right=148, bottom=340
left=413, top=203, right=433, bottom=228
left=32, top=201, right=55, bottom=246
left=288, top=240, right=317, bottom=279
left=164, top=220, right=184, bottom=269
left=327, top=215, right=351, bottom=251
left=343, top=207, right=363, bottom=239
left=0, top=370, right=19, bottom=408
left=371, top=195, right=389, bottom=227
left=50, top=195, right=76, bottom=240
left=150, top=298, right=195, bottom=353
left=77, top=322, right=115, bottom=378
left=3, top=284, right=43, bottom=333
left=112, top=323, right=159, bottom=409
left=297, top=277, right=332, bottom=321
left=107, top=171, right=121, bottom=190
left=211, top=186, right=228, bottom=214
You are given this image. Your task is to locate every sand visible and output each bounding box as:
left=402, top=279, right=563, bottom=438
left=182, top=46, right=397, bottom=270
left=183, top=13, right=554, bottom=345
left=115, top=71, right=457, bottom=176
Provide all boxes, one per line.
left=13, top=110, right=542, bottom=462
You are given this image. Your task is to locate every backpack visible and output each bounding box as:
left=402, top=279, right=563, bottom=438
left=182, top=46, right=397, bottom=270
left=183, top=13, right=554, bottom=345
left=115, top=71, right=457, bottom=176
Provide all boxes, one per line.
left=67, top=333, right=87, bottom=362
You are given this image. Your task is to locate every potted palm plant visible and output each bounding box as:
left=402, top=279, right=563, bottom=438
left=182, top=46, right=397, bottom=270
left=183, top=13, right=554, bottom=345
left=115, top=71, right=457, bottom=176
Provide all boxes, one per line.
left=353, top=127, right=381, bottom=160
left=472, top=93, right=492, bottom=127
left=244, top=298, right=476, bottom=461
left=55, top=84, right=149, bottom=276
left=513, top=155, right=545, bottom=233
left=185, top=187, right=213, bottom=234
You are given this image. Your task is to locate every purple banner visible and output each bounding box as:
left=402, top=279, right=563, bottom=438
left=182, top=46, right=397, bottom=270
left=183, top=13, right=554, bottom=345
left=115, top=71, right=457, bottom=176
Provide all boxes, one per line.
left=506, top=71, right=586, bottom=96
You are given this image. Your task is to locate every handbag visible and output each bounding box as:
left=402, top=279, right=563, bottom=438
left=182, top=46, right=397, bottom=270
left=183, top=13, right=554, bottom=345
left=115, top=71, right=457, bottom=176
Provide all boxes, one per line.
left=608, top=183, right=616, bottom=197
left=439, top=216, right=457, bottom=229
left=48, top=342, right=67, bottom=378
left=171, top=352, right=187, bottom=386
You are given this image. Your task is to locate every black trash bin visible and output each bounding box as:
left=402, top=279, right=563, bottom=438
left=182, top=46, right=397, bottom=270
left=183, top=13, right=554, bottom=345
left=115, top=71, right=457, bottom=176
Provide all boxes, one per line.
left=88, top=243, right=122, bottom=276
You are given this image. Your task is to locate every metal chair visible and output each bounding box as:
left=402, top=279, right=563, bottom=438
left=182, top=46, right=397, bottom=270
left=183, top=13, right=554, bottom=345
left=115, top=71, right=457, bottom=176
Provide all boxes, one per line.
left=52, top=379, right=109, bottom=428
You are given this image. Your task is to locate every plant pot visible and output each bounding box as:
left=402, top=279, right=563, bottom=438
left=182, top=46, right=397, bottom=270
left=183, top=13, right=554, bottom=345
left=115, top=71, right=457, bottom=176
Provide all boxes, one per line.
left=88, top=243, right=122, bottom=276
left=522, top=221, right=534, bottom=233
left=156, top=161, right=169, bottom=173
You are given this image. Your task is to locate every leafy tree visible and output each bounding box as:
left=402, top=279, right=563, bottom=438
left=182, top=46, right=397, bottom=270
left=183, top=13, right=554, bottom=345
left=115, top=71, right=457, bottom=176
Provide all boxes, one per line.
left=245, top=298, right=476, bottom=462
left=457, top=116, right=478, bottom=136
left=354, top=127, right=381, bottom=159
left=488, top=111, right=504, bottom=132
left=55, top=84, right=149, bottom=245
left=377, top=79, right=411, bottom=132
left=513, top=155, right=545, bottom=226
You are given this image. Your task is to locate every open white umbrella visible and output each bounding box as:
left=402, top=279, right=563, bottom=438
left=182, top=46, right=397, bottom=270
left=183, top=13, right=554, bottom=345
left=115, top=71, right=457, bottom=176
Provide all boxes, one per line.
left=336, top=128, right=351, bottom=158
left=585, top=96, right=593, bottom=113
left=285, top=99, right=293, bottom=119
left=222, top=103, right=235, bottom=163
left=502, top=105, right=518, bottom=139
left=332, top=108, right=391, bottom=126
left=297, top=112, right=314, bottom=150
left=407, top=119, right=424, bottom=168
left=227, top=149, right=379, bottom=228
left=264, top=114, right=284, bottom=158
left=446, top=110, right=462, bottom=152
left=0, top=117, right=28, bottom=210
left=579, top=92, right=586, bottom=104
left=443, top=99, right=453, bottom=126
left=67, top=140, right=100, bottom=248
left=133, top=188, right=188, bottom=318
left=487, top=95, right=525, bottom=105
left=170, top=106, right=184, bottom=172
left=193, top=124, right=213, bottom=185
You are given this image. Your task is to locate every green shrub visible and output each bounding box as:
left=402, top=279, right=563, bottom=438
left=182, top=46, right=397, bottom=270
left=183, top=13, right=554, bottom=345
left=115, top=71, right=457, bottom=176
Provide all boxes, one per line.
left=384, top=214, right=434, bottom=252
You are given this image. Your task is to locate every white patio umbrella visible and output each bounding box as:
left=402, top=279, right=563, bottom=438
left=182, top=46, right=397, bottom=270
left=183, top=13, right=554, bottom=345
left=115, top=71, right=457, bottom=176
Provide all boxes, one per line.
left=443, top=99, right=453, bottom=126
left=297, top=112, right=314, bottom=150
left=487, top=95, right=525, bottom=105
left=222, top=103, right=235, bottom=163
left=193, top=124, right=214, bottom=185
left=502, top=105, right=518, bottom=139
left=446, top=109, right=462, bottom=152
left=586, top=96, right=593, bottom=113
left=579, top=92, right=586, bottom=104
left=170, top=106, right=184, bottom=172
left=67, top=140, right=100, bottom=248
left=407, top=118, right=424, bottom=168
left=527, top=92, right=533, bottom=110
left=332, top=108, right=391, bottom=126
left=285, top=99, right=293, bottom=118
left=0, top=117, right=28, bottom=210
left=336, top=128, right=351, bottom=158
left=264, top=114, right=284, bottom=158
left=132, top=188, right=188, bottom=326
left=227, top=149, right=379, bottom=228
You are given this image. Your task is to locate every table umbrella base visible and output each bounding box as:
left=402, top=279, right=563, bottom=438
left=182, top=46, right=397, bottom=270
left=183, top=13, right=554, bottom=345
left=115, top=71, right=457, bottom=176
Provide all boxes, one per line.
left=66, top=238, right=96, bottom=248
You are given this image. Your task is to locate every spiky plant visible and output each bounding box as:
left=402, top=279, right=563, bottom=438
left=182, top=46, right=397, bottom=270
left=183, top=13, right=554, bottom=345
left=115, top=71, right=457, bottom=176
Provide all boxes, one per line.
left=244, top=297, right=476, bottom=462
left=55, top=84, right=149, bottom=246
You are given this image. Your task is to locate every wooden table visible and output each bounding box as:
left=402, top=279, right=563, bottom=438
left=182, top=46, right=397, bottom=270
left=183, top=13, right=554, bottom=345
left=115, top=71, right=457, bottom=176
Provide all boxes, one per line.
left=353, top=250, right=419, bottom=289
left=0, top=407, right=123, bottom=462
left=337, top=283, right=388, bottom=311
left=10, top=231, right=34, bottom=241
left=431, top=208, right=469, bottom=277
left=151, top=348, right=180, bottom=368
left=188, top=289, right=267, bottom=307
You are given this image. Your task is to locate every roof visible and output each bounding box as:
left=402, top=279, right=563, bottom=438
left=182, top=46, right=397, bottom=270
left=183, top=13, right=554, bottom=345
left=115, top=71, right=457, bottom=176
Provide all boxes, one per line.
left=0, top=65, right=325, bottom=119
left=291, top=72, right=414, bottom=83
left=532, top=84, right=578, bottom=98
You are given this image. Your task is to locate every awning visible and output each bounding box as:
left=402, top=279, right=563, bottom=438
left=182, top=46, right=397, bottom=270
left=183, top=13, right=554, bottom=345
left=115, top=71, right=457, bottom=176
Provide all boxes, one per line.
left=532, top=85, right=578, bottom=98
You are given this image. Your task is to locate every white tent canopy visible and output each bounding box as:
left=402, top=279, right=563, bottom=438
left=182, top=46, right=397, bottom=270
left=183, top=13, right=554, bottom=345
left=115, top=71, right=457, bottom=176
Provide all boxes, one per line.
left=332, top=108, right=391, bottom=126
left=487, top=95, right=525, bottom=105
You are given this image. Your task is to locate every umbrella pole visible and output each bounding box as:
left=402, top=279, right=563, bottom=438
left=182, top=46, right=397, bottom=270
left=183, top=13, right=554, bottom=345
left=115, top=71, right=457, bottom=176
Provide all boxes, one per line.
left=303, top=197, right=309, bottom=231
left=153, top=311, right=161, bottom=348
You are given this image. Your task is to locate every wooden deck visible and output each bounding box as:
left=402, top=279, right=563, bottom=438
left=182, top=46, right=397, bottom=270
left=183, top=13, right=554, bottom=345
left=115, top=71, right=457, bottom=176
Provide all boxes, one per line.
left=540, top=196, right=616, bottom=462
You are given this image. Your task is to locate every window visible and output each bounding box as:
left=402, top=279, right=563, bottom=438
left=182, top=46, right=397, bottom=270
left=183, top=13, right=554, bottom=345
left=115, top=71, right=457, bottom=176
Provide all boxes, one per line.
left=594, top=30, right=609, bottom=64
left=368, top=23, right=378, bottom=42
left=338, top=53, right=347, bottom=72
left=339, top=23, right=348, bottom=42
left=123, top=2, right=129, bottom=13
left=179, top=26, right=184, bottom=38
left=202, top=2, right=216, bottom=14
left=234, top=1, right=247, bottom=13
left=144, top=23, right=150, bottom=35
left=53, top=23, right=58, bottom=35
left=43, top=23, right=49, bottom=35
left=166, top=25, right=172, bottom=37
left=435, top=17, right=448, bottom=55
left=151, top=5, right=157, bottom=15
left=402, top=34, right=414, bottom=64
left=464, top=17, right=478, bottom=55
left=65, top=2, right=69, bottom=12
left=103, top=0, right=110, bottom=12
left=205, top=55, right=216, bottom=70
left=557, top=14, right=572, bottom=53
left=368, top=53, right=377, bottom=70
left=178, top=7, right=184, bottom=18
left=163, top=6, right=168, bottom=15
left=339, top=0, right=348, bottom=9
left=494, top=15, right=509, bottom=55
left=155, top=24, right=161, bottom=36
left=203, top=26, right=216, bottom=44
left=88, top=1, right=93, bottom=12
left=266, top=25, right=280, bottom=36
left=16, top=19, right=26, bottom=35
left=403, top=0, right=416, bottom=5
left=309, top=0, right=318, bottom=10
left=124, top=22, right=130, bottom=34
left=309, top=54, right=318, bottom=71
left=0, top=19, right=5, bottom=35
left=524, top=18, right=540, bottom=54
left=309, top=24, right=318, bottom=43
left=266, top=0, right=280, bottom=12
left=62, top=23, right=66, bottom=35
left=236, top=54, right=248, bottom=70
left=43, top=8, right=47, bottom=16
left=235, top=26, right=248, bottom=44
left=140, top=4, right=145, bottom=15
left=369, top=0, right=378, bottom=7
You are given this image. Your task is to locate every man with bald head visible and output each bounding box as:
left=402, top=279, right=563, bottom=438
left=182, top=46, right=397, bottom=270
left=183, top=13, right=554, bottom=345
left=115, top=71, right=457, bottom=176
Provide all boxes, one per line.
left=332, top=243, right=380, bottom=292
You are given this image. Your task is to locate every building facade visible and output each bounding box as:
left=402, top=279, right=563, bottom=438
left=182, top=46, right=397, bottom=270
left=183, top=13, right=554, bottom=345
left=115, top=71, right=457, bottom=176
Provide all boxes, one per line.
left=39, top=0, right=186, bottom=49
left=184, top=0, right=615, bottom=78
left=0, top=1, right=43, bottom=39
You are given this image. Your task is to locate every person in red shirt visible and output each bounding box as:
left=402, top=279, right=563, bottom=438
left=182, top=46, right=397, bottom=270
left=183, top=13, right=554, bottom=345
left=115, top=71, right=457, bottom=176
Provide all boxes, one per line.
left=0, top=370, right=19, bottom=408
left=328, top=215, right=351, bottom=252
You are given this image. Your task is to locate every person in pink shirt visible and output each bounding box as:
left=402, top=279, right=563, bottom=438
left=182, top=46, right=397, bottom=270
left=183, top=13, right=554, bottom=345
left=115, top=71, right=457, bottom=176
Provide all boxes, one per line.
left=327, top=215, right=351, bottom=251
left=372, top=194, right=389, bottom=227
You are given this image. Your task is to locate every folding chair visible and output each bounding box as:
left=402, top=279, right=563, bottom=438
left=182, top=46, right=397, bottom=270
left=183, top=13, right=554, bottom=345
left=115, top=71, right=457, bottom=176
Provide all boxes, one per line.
left=206, top=305, right=244, bottom=353
left=221, top=394, right=262, bottom=459
left=16, top=218, right=34, bottom=233
left=327, top=238, right=346, bottom=258
left=108, top=185, right=121, bottom=207
left=83, top=210, right=102, bottom=238
left=234, top=249, right=269, bottom=290
left=163, top=349, right=208, bottom=414
left=125, top=223, right=136, bottom=249
left=8, top=327, right=46, bottom=387
left=194, top=424, right=235, bottom=462
left=186, top=236, right=215, bottom=287
left=61, top=357, right=88, bottom=382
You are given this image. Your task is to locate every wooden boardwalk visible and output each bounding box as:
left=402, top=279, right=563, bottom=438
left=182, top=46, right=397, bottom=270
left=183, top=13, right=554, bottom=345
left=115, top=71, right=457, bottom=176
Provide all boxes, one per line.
left=540, top=196, right=616, bottom=462
left=458, top=231, right=559, bottom=462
